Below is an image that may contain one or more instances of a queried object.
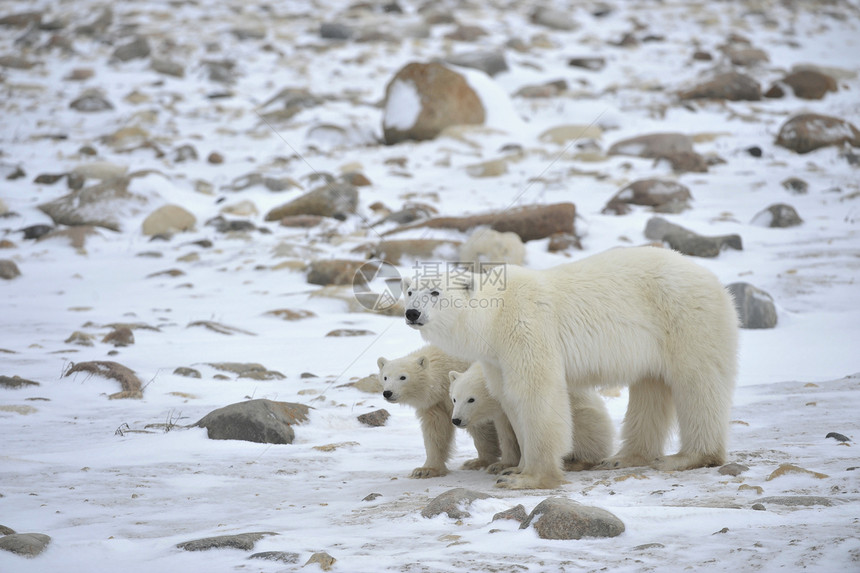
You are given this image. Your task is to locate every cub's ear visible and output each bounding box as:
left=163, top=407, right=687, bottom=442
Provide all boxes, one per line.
left=416, top=356, right=428, bottom=369
left=377, top=357, right=387, bottom=369
left=448, top=370, right=461, bottom=384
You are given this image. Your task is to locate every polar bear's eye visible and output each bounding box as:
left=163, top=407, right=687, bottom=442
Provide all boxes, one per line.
left=452, top=398, right=456, bottom=403
left=399, top=375, right=406, bottom=380
left=430, top=290, right=440, bottom=297
left=467, top=398, right=475, bottom=403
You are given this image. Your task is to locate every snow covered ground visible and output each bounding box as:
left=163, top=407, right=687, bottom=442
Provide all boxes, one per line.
left=1, top=0, right=859, bottom=571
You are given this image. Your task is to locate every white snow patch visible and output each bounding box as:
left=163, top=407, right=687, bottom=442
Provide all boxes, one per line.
left=382, top=79, right=421, bottom=131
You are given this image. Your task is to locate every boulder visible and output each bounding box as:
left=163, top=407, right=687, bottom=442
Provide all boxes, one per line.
left=726, top=282, right=777, bottom=329
left=142, top=204, right=196, bottom=236
left=679, top=71, right=761, bottom=101
left=194, top=399, right=309, bottom=444
left=264, top=182, right=357, bottom=221
left=176, top=532, right=277, bottom=552
left=608, top=133, right=695, bottom=158
left=421, top=488, right=492, bottom=519
left=0, top=533, right=51, bottom=557
left=751, top=204, right=803, bottom=228
left=520, top=498, right=625, bottom=540
left=0, top=259, right=21, bottom=280
left=644, top=217, right=742, bottom=258
left=767, top=70, right=837, bottom=100
left=603, top=179, right=692, bottom=215
left=775, top=113, right=860, bottom=154
left=383, top=62, right=485, bottom=145
left=38, top=177, right=146, bottom=231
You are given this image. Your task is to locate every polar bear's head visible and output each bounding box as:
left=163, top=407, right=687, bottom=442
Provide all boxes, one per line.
left=448, top=363, right=494, bottom=429
left=376, top=354, right=429, bottom=404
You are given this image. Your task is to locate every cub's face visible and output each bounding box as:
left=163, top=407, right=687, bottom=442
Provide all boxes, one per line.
left=448, top=368, right=486, bottom=428
left=376, top=355, right=427, bottom=403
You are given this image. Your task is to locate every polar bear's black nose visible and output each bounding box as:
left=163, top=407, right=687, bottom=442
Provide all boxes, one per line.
left=452, top=418, right=462, bottom=427
left=383, top=390, right=393, bottom=399
left=405, top=309, right=421, bottom=322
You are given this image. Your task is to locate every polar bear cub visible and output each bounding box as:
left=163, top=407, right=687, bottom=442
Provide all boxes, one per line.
left=404, top=246, right=739, bottom=489
left=449, top=362, right=614, bottom=474
left=377, top=346, right=500, bottom=478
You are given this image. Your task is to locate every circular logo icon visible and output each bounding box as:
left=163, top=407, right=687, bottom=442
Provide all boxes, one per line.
left=353, top=261, right=402, bottom=312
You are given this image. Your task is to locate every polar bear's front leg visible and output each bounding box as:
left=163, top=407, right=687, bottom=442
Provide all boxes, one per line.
left=494, top=363, right=572, bottom=490
left=462, top=421, right=501, bottom=470
left=412, top=404, right=454, bottom=478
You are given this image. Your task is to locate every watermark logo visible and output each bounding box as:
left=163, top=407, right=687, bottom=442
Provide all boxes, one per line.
left=409, top=261, right=507, bottom=292
left=353, top=261, right=402, bottom=312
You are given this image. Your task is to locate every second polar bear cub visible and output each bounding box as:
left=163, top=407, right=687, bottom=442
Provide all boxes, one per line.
left=377, top=345, right=500, bottom=478
left=449, top=362, right=614, bottom=473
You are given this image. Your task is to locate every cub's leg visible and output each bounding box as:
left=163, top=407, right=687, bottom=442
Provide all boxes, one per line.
left=462, top=421, right=501, bottom=470
left=412, top=403, right=454, bottom=478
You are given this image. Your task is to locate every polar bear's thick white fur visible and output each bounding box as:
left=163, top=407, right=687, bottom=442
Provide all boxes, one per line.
left=459, top=228, right=526, bottom=266
left=404, top=246, right=739, bottom=490
left=377, top=345, right=500, bottom=478
left=449, top=362, right=614, bottom=474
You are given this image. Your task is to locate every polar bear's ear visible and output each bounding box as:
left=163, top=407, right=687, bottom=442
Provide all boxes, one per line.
left=416, top=356, right=428, bottom=369
left=377, top=357, right=387, bottom=369
left=401, top=276, right=412, bottom=294
left=448, top=371, right=461, bottom=383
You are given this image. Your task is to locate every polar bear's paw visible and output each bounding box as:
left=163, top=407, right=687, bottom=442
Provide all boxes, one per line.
left=652, top=452, right=722, bottom=471
left=595, top=454, right=651, bottom=470
left=486, top=462, right=518, bottom=475
left=461, top=458, right=493, bottom=471
left=563, top=458, right=598, bottom=472
left=494, top=472, right=564, bottom=490
left=410, top=466, right=447, bottom=478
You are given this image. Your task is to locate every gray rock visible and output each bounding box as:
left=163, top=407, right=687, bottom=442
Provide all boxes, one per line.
left=751, top=204, right=803, bottom=228
left=825, top=432, right=850, bottom=443
left=305, top=551, right=336, bottom=570
left=726, top=282, right=777, bottom=329
left=0, top=259, right=21, bottom=280
left=531, top=6, right=579, bottom=31
left=718, top=463, right=749, bottom=476
left=679, top=71, right=761, bottom=101
left=206, top=362, right=285, bottom=380
left=0, top=375, right=40, bottom=389
left=492, top=504, right=529, bottom=524
left=0, top=525, right=15, bottom=535
left=38, top=177, right=146, bottom=232
left=176, top=532, right=277, bottom=551
left=151, top=58, right=185, bottom=78
left=194, top=399, right=309, bottom=444
left=75, top=7, right=112, bottom=36
left=608, top=133, right=695, bottom=158
left=111, top=37, right=150, bottom=62
left=776, top=113, right=860, bottom=154
left=69, top=90, right=114, bottom=112
left=781, top=177, right=809, bottom=195
left=757, top=496, right=833, bottom=507
left=520, top=497, right=625, bottom=540
left=568, top=56, right=606, bottom=71
left=264, top=182, right=358, bottom=221
left=644, top=217, right=742, bottom=258
left=357, top=409, right=390, bottom=427
left=173, top=367, right=201, bottom=379
left=320, top=22, right=354, bottom=40
left=65, top=331, right=95, bottom=346
left=603, top=179, right=692, bottom=215
left=249, top=551, right=300, bottom=563
left=444, top=50, right=508, bottom=77
left=0, top=533, right=51, bottom=557
left=421, top=488, right=492, bottom=519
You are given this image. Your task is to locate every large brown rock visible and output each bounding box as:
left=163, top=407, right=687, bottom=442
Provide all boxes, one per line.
left=382, top=62, right=485, bottom=145
left=520, top=498, right=625, bottom=540
left=767, top=70, right=837, bottom=100
left=194, top=399, right=309, bottom=444
left=679, top=71, right=761, bottom=101
left=603, top=179, right=692, bottom=215
left=383, top=203, right=576, bottom=243
left=775, top=113, right=860, bottom=154
left=264, top=182, right=358, bottom=221
left=608, top=133, right=694, bottom=158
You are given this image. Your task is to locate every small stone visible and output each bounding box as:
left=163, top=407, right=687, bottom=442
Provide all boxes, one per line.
left=173, top=367, right=202, bottom=378
left=445, top=50, right=508, bottom=77
left=520, top=497, right=625, bottom=540
left=264, top=182, right=358, bottom=221
left=151, top=58, right=185, bottom=78
left=679, top=71, right=761, bottom=101
left=70, top=90, right=114, bottom=112
left=531, top=6, right=579, bottom=31
left=21, top=224, right=53, bottom=240
left=0, top=259, right=21, bottom=279
left=609, top=133, right=695, bottom=158
left=568, top=56, right=606, bottom=71
left=65, top=331, right=95, bottom=346
left=718, top=463, right=749, bottom=477
left=357, top=409, right=390, bottom=427
left=142, top=204, right=197, bottom=236
left=751, top=503, right=766, bottom=511
left=603, top=179, right=692, bottom=215
left=775, top=69, right=837, bottom=100
left=776, top=113, right=860, bottom=154
left=492, top=504, right=528, bottom=524
left=111, top=37, right=150, bottom=62
left=249, top=551, right=299, bottom=564
left=757, top=496, right=833, bottom=507
left=207, top=152, right=224, bottom=164
left=547, top=232, right=582, bottom=252
left=781, top=177, right=808, bottom=195
left=751, top=204, right=802, bottom=228
left=825, top=432, right=850, bottom=443
left=421, top=488, right=492, bottom=519
left=176, top=532, right=277, bottom=552
left=363, top=493, right=383, bottom=502
left=644, top=217, right=742, bottom=258
left=320, top=22, right=353, bottom=40
left=726, top=282, right=777, bottom=329
left=0, top=533, right=51, bottom=557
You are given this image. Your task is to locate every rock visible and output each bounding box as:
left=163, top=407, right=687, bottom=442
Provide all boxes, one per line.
left=657, top=151, right=710, bottom=173
left=751, top=204, right=803, bottom=228
left=357, top=409, right=390, bottom=427
left=444, top=50, right=508, bottom=77
left=492, top=504, right=529, bottom=524
left=0, top=55, right=37, bottom=69
left=21, top=224, right=53, bottom=240
left=769, top=70, right=837, bottom=100
left=825, top=432, right=850, bottom=443
left=194, top=399, right=309, bottom=444
left=718, top=463, right=749, bottom=476
left=781, top=177, right=809, bottom=195
left=249, top=551, right=300, bottom=563
left=320, top=22, right=354, bottom=40
left=603, top=179, right=692, bottom=215
left=520, top=498, right=625, bottom=540
left=775, top=113, right=860, bottom=154
left=111, top=37, right=150, bottom=62
left=726, top=282, right=777, bottom=329
left=757, top=496, right=833, bottom=507
left=444, top=24, right=488, bottom=42
left=0, top=259, right=21, bottom=279
left=531, top=6, right=579, bottom=31
left=102, top=326, right=134, bottom=347
left=539, top=124, right=602, bottom=145
left=353, top=375, right=383, bottom=394
left=0, top=11, right=42, bottom=28
left=725, top=47, right=769, bottom=67
left=353, top=239, right=460, bottom=265
left=0, top=375, right=40, bottom=389
left=421, top=488, right=492, bottom=519
left=466, top=158, right=509, bottom=178
left=173, top=367, right=201, bottom=378
left=207, top=152, right=224, bottom=164
left=75, top=7, right=112, bottom=36
left=568, top=56, right=606, bottom=71
left=70, top=89, right=114, bottom=112
left=38, top=177, right=146, bottom=232
left=279, top=215, right=326, bottom=228
left=608, top=133, right=695, bottom=158
left=384, top=203, right=576, bottom=243
left=0, top=533, right=51, bottom=557
left=460, top=229, right=525, bottom=265
left=515, top=80, right=568, bottom=98
left=679, top=71, right=761, bottom=101
left=151, top=58, right=185, bottom=78
left=305, top=552, right=336, bottom=571
left=307, top=259, right=369, bottom=286
left=644, top=217, right=742, bottom=258
left=264, top=182, right=358, bottom=221
left=206, top=362, right=285, bottom=380
left=72, top=161, right=128, bottom=181
left=142, top=204, right=196, bottom=236
left=176, top=532, right=277, bottom=551
left=63, top=360, right=143, bottom=399
left=205, top=216, right=256, bottom=234
left=382, top=62, right=485, bottom=145
left=326, top=329, right=375, bottom=337
left=65, top=331, right=95, bottom=346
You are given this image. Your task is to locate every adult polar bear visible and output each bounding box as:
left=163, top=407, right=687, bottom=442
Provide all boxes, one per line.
left=404, top=246, right=739, bottom=490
